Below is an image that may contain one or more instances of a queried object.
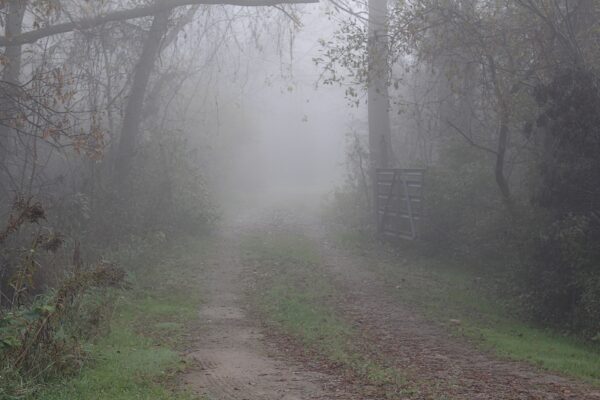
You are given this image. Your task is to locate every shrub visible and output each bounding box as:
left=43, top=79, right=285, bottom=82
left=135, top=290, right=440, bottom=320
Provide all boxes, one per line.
left=523, top=68, right=600, bottom=336
left=420, top=141, right=515, bottom=262
left=0, top=198, right=126, bottom=398
left=89, top=131, right=218, bottom=243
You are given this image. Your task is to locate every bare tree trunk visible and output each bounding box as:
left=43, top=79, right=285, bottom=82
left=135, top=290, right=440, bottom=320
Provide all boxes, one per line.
left=487, top=55, right=514, bottom=212
left=368, top=0, right=392, bottom=171
left=368, top=0, right=393, bottom=227
left=114, top=10, right=171, bottom=182
left=0, top=0, right=27, bottom=196
left=2, top=1, right=26, bottom=84
left=495, top=112, right=512, bottom=209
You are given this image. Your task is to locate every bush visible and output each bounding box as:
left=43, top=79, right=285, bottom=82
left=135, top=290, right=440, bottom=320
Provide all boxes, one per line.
left=420, top=141, right=515, bottom=262
left=522, top=214, right=600, bottom=335
left=0, top=199, right=126, bottom=398
left=88, top=131, right=218, bottom=243
left=523, top=68, right=600, bottom=336
left=324, top=130, right=373, bottom=234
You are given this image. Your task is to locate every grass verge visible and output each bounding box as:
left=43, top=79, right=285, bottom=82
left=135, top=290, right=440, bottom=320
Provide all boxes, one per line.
left=334, top=230, right=600, bottom=386
left=31, top=236, right=211, bottom=400
left=241, top=232, right=416, bottom=398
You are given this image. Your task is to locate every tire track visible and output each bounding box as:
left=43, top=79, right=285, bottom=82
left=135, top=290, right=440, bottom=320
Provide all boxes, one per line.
left=182, top=225, right=355, bottom=400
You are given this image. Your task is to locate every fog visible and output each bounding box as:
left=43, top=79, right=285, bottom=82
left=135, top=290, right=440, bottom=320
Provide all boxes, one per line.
left=203, top=6, right=358, bottom=205
left=2, top=0, right=600, bottom=397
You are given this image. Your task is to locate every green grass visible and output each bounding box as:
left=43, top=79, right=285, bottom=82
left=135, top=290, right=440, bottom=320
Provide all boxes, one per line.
left=31, top=236, right=213, bottom=400
left=241, top=232, right=321, bottom=267
left=335, top=230, right=600, bottom=385
left=39, top=315, right=189, bottom=400
left=242, top=232, right=414, bottom=397
left=477, top=326, right=600, bottom=380
left=261, top=284, right=353, bottom=363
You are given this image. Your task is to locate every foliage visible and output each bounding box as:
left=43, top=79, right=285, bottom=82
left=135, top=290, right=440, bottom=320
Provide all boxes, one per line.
left=314, top=2, right=412, bottom=101
left=32, top=235, right=209, bottom=400
left=322, top=0, right=600, bottom=342
left=0, top=199, right=126, bottom=398
left=415, top=69, right=600, bottom=337
left=325, top=130, right=372, bottom=233
left=522, top=69, right=600, bottom=336
left=0, top=1, right=289, bottom=397
left=81, top=130, right=218, bottom=245
left=129, top=132, right=218, bottom=235
left=420, top=142, right=510, bottom=258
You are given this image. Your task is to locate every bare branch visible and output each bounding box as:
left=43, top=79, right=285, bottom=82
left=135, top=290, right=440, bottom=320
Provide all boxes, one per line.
left=0, top=0, right=318, bottom=47
left=445, top=119, right=498, bottom=156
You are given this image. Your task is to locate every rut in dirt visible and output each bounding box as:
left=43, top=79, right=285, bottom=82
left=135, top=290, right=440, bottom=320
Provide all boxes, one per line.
left=182, top=219, right=356, bottom=400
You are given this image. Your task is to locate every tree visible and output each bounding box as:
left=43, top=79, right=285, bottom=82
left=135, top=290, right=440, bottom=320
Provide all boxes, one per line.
left=0, top=0, right=316, bottom=47
left=0, top=0, right=315, bottom=190
left=0, top=0, right=27, bottom=165
left=367, top=0, right=393, bottom=173
left=114, top=10, right=171, bottom=181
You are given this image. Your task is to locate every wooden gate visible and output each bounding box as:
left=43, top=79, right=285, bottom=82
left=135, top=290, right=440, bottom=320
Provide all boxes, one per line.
left=375, top=168, right=425, bottom=240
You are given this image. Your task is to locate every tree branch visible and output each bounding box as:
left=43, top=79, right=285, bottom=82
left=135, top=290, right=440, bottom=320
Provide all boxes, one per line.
left=445, top=119, right=498, bottom=156
left=0, top=0, right=318, bottom=47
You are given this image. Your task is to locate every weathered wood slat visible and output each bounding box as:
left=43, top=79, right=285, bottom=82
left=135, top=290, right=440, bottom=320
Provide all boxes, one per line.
left=376, top=199, right=422, bottom=214
left=382, top=231, right=416, bottom=240
left=376, top=184, right=423, bottom=197
left=376, top=174, right=424, bottom=183
left=377, top=210, right=421, bottom=219
left=375, top=168, right=425, bottom=240
left=376, top=168, right=426, bottom=174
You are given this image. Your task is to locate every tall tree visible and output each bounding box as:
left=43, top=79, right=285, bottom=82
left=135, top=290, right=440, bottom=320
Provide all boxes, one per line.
left=0, top=0, right=315, bottom=186
left=367, top=0, right=393, bottom=173
left=0, top=0, right=27, bottom=168
left=114, top=10, right=171, bottom=181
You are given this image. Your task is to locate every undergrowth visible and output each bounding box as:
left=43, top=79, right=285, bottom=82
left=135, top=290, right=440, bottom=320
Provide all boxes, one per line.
left=0, top=195, right=210, bottom=399
left=31, top=235, right=211, bottom=400
left=1, top=198, right=128, bottom=399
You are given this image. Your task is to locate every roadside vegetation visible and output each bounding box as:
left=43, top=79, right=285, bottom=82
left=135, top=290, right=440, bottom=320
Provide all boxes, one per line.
left=0, top=2, right=281, bottom=397
left=36, top=236, right=209, bottom=400
left=320, top=0, right=600, bottom=348
left=324, top=14, right=600, bottom=379
left=331, top=228, right=600, bottom=385
left=1, top=221, right=211, bottom=399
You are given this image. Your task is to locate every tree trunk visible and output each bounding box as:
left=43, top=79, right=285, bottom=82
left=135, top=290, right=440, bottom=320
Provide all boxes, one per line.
left=0, top=0, right=27, bottom=195
left=2, top=1, right=26, bottom=84
left=114, top=10, right=171, bottom=182
left=486, top=55, right=514, bottom=212
left=368, top=0, right=393, bottom=228
left=495, top=112, right=512, bottom=210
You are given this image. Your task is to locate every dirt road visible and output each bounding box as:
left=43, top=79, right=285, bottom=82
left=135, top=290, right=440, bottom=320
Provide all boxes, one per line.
left=183, top=204, right=600, bottom=400
left=183, top=212, right=355, bottom=400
